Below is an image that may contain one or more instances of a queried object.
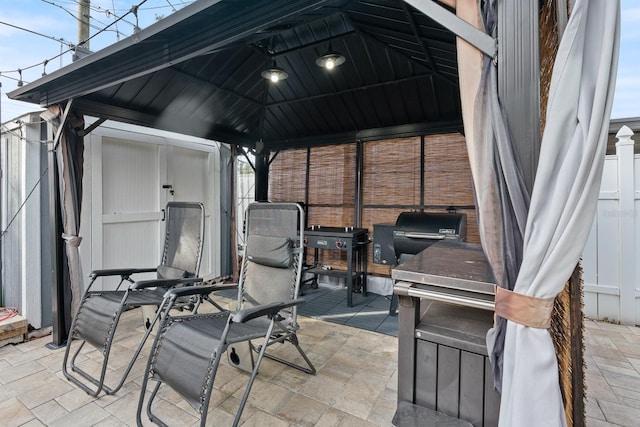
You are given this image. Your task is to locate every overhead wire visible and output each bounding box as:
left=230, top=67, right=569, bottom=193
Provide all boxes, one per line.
left=0, top=167, right=50, bottom=242
left=0, top=0, right=195, bottom=85
left=0, top=0, right=153, bottom=82
left=0, top=21, right=75, bottom=48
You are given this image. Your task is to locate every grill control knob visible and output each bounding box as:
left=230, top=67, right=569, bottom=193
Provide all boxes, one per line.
left=335, top=240, right=344, bottom=248
left=303, top=238, right=308, bottom=246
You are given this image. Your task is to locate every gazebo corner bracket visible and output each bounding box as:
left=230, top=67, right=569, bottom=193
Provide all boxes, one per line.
left=403, top=0, right=497, bottom=58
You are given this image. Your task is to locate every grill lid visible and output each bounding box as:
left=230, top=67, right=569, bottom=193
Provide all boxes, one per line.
left=393, top=212, right=467, bottom=261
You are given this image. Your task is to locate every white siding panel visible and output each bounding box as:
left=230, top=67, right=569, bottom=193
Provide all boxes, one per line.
left=171, top=147, right=214, bottom=276
left=600, top=156, right=618, bottom=193
left=582, top=218, right=598, bottom=286
left=596, top=199, right=620, bottom=321
left=583, top=148, right=639, bottom=325
left=172, top=147, right=208, bottom=203
left=583, top=293, right=598, bottom=319
left=598, top=294, right=620, bottom=322
left=101, top=221, right=159, bottom=289
left=635, top=155, right=640, bottom=190
left=636, top=195, right=640, bottom=326
left=582, top=217, right=598, bottom=319
left=102, top=137, right=159, bottom=213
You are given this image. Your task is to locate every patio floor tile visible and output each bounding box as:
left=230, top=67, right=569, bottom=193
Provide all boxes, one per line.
left=0, top=294, right=638, bottom=426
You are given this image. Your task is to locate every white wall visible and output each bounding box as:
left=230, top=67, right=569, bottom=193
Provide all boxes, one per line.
left=0, top=113, right=48, bottom=329
left=583, top=125, right=639, bottom=325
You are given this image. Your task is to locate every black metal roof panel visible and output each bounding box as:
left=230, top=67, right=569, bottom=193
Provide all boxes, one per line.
left=9, top=0, right=463, bottom=149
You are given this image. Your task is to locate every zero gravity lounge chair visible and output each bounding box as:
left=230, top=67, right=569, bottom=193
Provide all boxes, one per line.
left=63, top=201, right=206, bottom=396
left=136, top=202, right=316, bottom=427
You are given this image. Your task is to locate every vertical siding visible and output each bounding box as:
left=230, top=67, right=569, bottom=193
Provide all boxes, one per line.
left=583, top=142, right=640, bottom=325
left=172, top=147, right=208, bottom=203
left=102, top=137, right=159, bottom=214
left=2, top=130, right=23, bottom=310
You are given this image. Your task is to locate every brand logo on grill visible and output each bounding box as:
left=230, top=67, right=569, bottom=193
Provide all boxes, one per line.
left=439, top=228, right=456, bottom=235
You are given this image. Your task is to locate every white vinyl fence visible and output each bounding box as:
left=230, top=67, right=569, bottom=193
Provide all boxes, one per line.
left=583, top=125, right=639, bottom=326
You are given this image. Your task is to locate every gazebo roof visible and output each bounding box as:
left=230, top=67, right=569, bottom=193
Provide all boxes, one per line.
left=9, top=0, right=463, bottom=150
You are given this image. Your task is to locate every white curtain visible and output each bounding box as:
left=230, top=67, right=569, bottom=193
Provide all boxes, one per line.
left=498, top=0, right=620, bottom=425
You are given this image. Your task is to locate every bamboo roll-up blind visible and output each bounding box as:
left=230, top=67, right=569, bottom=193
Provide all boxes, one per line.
left=423, top=132, right=479, bottom=245
left=423, top=133, right=475, bottom=207
left=268, top=148, right=308, bottom=204
left=362, top=137, right=422, bottom=206
left=308, top=144, right=356, bottom=207
left=362, top=137, right=423, bottom=275
left=267, top=133, right=479, bottom=276
left=306, top=144, right=356, bottom=268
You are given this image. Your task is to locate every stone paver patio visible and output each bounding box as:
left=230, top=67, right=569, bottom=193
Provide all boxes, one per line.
left=0, top=304, right=638, bottom=426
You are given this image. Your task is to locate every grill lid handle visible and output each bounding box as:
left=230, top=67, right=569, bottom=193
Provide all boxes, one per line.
left=397, top=232, right=446, bottom=240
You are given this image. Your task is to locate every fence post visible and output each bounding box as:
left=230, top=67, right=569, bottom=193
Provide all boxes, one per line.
left=615, top=125, right=635, bottom=325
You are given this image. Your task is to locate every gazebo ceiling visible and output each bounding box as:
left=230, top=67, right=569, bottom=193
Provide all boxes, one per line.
left=9, top=0, right=463, bottom=150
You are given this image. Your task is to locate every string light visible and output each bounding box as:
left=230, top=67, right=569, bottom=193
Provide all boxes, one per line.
left=1, top=0, right=161, bottom=87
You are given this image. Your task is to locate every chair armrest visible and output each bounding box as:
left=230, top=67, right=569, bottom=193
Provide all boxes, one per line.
left=90, top=267, right=157, bottom=278
left=232, top=298, right=305, bottom=323
left=201, top=274, right=233, bottom=285
left=164, top=283, right=238, bottom=298
left=131, top=277, right=203, bottom=290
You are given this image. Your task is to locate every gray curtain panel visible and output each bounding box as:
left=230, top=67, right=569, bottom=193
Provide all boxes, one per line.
left=498, top=1, right=620, bottom=425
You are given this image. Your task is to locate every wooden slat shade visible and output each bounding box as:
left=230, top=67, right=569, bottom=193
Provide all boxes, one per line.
left=268, top=133, right=479, bottom=276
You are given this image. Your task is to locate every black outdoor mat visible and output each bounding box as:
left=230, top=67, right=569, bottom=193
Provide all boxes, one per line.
left=297, top=284, right=398, bottom=336
left=212, top=284, right=398, bottom=336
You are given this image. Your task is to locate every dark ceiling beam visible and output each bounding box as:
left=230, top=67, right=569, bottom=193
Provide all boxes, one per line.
left=401, top=2, right=439, bottom=74
left=346, top=6, right=411, bottom=26
left=163, top=68, right=263, bottom=107
left=268, top=30, right=357, bottom=57
left=74, top=98, right=256, bottom=147
left=353, top=20, right=455, bottom=60
left=265, top=73, right=437, bottom=108
left=344, top=15, right=458, bottom=87
left=265, top=119, right=463, bottom=150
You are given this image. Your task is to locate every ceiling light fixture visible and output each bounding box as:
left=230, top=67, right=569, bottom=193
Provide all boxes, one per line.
left=316, top=49, right=346, bottom=70
left=261, top=66, right=288, bottom=83
left=316, top=15, right=346, bottom=70
left=261, top=39, right=288, bottom=83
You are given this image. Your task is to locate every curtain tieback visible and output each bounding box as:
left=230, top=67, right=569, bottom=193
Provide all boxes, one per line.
left=494, top=286, right=554, bottom=329
left=62, top=233, right=82, bottom=247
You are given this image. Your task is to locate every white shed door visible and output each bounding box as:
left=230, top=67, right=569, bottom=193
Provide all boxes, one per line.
left=91, top=136, right=215, bottom=290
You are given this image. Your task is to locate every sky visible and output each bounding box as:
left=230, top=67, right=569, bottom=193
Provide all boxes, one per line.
left=1, top=0, right=639, bottom=123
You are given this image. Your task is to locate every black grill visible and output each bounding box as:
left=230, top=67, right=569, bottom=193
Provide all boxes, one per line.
left=373, top=212, right=467, bottom=265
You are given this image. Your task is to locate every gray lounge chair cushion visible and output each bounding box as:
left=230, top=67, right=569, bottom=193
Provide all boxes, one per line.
left=157, top=265, right=192, bottom=279
left=246, top=235, right=292, bottom=268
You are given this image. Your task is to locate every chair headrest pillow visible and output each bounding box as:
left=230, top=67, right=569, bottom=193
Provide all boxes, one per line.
left=246, top=235, right=293, bottom=268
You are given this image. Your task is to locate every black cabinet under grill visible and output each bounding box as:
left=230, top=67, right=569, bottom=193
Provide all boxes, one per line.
left=392, top=241, right=500, bottom=427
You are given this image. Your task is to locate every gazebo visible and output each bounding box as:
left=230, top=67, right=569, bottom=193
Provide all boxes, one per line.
left=8, top=1, right=620, bottom=425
